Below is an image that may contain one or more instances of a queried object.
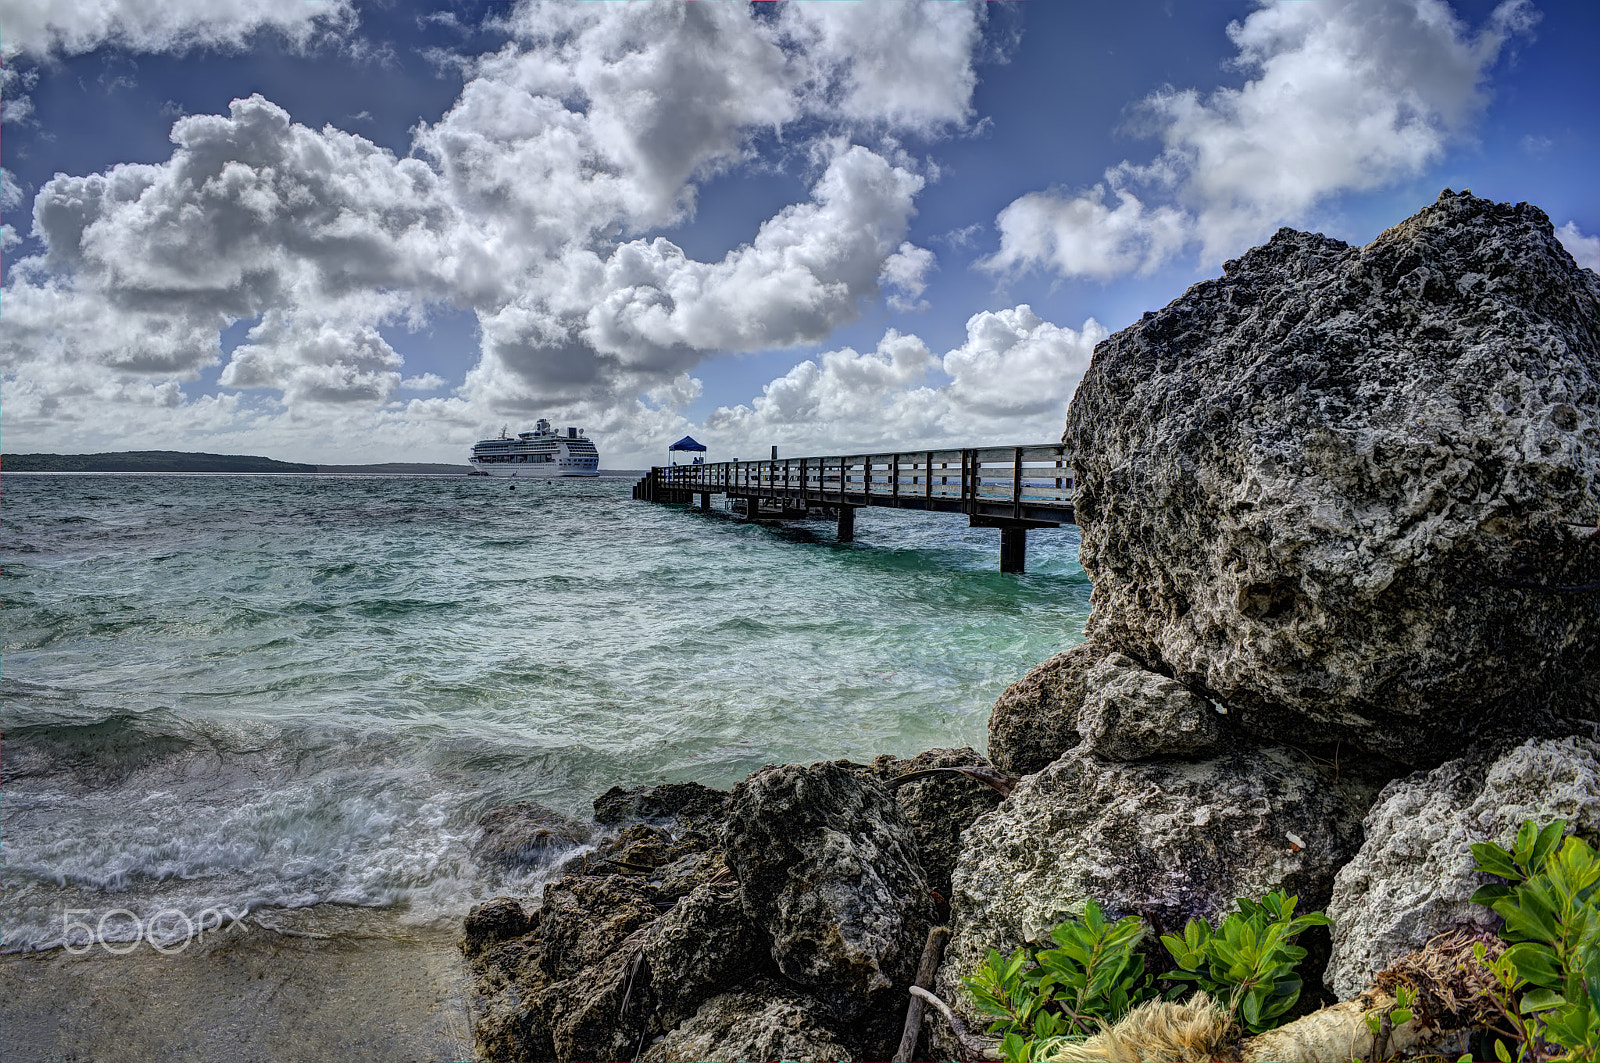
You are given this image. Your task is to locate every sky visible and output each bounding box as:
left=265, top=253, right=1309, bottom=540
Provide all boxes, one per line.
left=1, top=0, right=1596, bottom=468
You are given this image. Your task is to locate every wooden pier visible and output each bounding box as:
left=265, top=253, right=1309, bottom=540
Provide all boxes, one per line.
left=632, top=445, right=1075, bottom=572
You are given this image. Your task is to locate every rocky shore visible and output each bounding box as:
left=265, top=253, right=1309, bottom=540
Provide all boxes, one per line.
left=460, top=190, right=1600, bottom=1062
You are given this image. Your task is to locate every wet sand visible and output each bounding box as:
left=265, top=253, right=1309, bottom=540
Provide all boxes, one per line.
left=0, top=906, right=474, bottom=1063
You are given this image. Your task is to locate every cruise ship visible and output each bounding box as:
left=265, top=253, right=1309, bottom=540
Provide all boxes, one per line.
left=468, top=419, right=599, bottom=477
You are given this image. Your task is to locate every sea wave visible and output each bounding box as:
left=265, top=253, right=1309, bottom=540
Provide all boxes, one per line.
left=1, top=474, right=1090, bottom=953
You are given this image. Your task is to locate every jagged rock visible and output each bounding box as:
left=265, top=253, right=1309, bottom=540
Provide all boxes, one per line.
left=544, top=945, right=653, bottom=1063
left=520, top=876, right=659, bottom=1063
left=462, top=897, right=533, bottom=959
left=581, top=822, right=673, bottom=873
left=637, top=980, right=856, bottom=1063
left=862, top=747, right=1006, bottom=898
left=643, top=883, right=768, bottom=1030
left=471, top=988, right=548, bottom=1063
left=651, top=848, right=723, bottom=899
left=1063, top=189, right=1600, bottom=764
left=1075, top=652, right=1226, bottom=761
left=1324, top=735, right=1600, bottom=998
left=988, top=640, right=1116, bottom=773
left=472, top=801, right=590, bottom=868
left=464, top=820, right=731, bottom=1063
left=723, top=760, right=935, bottom=1022
left=932, top=745, right=1377, bottom=1059
left=594, top=781, right=730, bottom=825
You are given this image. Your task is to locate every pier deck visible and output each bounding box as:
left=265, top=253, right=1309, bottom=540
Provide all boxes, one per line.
left=633, top=445, right=1075, bottom=572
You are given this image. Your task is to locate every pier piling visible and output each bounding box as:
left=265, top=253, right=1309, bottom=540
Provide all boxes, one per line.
left=999, top=526, right=1027, bottom=573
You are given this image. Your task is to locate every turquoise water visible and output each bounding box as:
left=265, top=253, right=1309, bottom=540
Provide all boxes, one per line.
left=1, top=473, right=1089, bottom=951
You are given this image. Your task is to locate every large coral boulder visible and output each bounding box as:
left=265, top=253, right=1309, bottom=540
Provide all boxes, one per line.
left=1073, top=651, right=1225, bottom=761
left=987, top=640, right=1116, bottom=773
left=1324, top=735, right=1600, bottom=998
left=932, top=746, right=1378, bottom=1057
left=1064, top=190, right=1600, bottom=764
left=722, top=761, right=935, bottom=1025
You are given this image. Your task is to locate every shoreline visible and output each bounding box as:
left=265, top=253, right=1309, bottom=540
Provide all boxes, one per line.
left=0, top=904, right=473, bottom=1063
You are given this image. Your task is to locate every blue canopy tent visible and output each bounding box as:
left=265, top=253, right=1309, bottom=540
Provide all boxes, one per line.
left=668, top=435, right=707, bottom=465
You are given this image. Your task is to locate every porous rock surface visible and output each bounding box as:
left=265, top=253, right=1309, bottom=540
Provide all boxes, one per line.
left=593, top=780, right=729, bottom=825
left=637, top=979, right=855, bottom=1063
left=723, top=760, right=935, bottom=1023
left=471, top=801, right=590, bottom=869
left=932, top=745, right=1374, bottom=1058
left=467, top=755, right=969, bottom=1062
left=859, top=746, right=1006, bottom=898
left=643, top=882, right=765, bottom=1031
left=1064, top=189, right=1600, bottom=764
left=1324, top=735, right=1600, bottom=998
left=1075, top=651, right=1225, bottom=761
left=987, top=640, right=1116, bottom=773
left=470, top=873, right=660, bottom=1063
left=464, top=820, right=744, bottom=1063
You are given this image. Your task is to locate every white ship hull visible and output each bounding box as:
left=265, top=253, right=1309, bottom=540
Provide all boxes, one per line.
left=469, top=462, right=598, bottom=478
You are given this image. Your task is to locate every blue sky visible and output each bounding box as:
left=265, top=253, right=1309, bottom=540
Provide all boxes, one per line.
left=2, top=0, right=1596, bottom=466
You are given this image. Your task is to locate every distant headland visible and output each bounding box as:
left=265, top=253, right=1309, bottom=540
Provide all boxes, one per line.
left=2, top=451, right=470, bottom=475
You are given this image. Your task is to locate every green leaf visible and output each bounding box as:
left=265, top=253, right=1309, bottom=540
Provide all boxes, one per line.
left=1518, top=987, right=1568, bottom=1013
left=1506, top=942, right=1565, bottom=990
left=1242, top=989, right=1262, bottom=1028
left=1472, top=841, right=1521, bottom=881
left=1531, top=820, right=1570, bottom=873
left=1500, top=887, right=1562, bottom=946
left=1514, top=820, right=1541, bottom=869
left=1473, top=883, right=1515, bottom=907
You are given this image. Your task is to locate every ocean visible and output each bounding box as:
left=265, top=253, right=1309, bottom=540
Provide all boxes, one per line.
left=0, top=472, right=1090, bottom=954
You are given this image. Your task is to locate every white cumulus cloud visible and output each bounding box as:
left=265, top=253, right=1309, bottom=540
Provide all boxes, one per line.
left=702, top=306, right=1106, bottom=459
left=985, top=0, right=1537, bottom=278
left=2, top=1, right=988, bottom=462
left=0, top=0, right=356, bottom=60
left=399, top=373, right=448, bottom=393
left=778, top=1, right=984, bottom=135
left=880, top=242, right=937, bottom=312
left=0, top=166, right=23, bottom=208
left=1558, top=221, right=1600, bottom=273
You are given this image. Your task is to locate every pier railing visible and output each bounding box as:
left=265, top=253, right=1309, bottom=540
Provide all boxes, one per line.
left=634, top=445, right=1074, bottom=562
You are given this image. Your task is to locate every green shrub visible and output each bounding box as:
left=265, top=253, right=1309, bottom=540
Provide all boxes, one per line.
left=1470, top=819, right=1600, bottom=1062
left=964, top=890, right=1330, bottom=1060
left=964, top=899, right=1153, bottom=1062
left=1158, top=888, right=1330, bottom=1034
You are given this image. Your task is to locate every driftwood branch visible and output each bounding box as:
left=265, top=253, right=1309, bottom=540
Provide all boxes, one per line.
left=909, top=986, right=998, bottom=1062
left=894, top=925, right=951, bottom=1062
left=890, top=766, right=1019, bottom=798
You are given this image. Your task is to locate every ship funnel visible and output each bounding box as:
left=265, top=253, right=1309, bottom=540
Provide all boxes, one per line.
left=567, top=426, right=577, bottom=438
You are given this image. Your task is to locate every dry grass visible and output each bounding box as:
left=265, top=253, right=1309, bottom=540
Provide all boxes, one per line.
left=1041, top=992, right=1236, bottom=1063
